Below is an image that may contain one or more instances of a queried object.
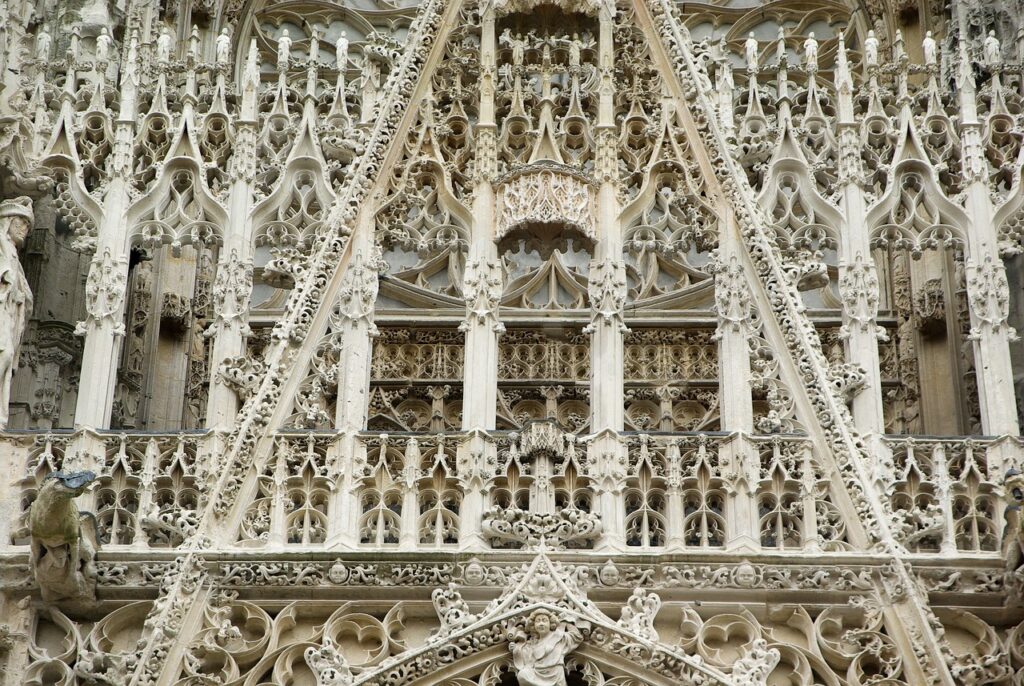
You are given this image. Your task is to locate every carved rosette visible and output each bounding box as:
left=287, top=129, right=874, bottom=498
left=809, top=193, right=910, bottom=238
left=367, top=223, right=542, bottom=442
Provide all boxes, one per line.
left=496, top=163, right=596, bottom=244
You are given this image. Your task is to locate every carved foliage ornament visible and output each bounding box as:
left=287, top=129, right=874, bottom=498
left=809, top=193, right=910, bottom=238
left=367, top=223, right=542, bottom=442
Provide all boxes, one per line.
left=76, top=248, right=129, bottom=337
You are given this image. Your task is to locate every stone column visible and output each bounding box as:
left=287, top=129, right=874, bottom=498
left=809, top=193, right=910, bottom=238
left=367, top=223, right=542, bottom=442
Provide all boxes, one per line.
left=588, top=7, right=627, bottom=551
left=73, top=38, right=140, bottom=429
left=833, top=37, right=885, bottom=434
left=712, top=216, right=758, bottom=551
left=952, top=33, right=1020, bottom=437
left=205, top=42, right=259, bottom=431
left=460, top=9, right=501, bottom=433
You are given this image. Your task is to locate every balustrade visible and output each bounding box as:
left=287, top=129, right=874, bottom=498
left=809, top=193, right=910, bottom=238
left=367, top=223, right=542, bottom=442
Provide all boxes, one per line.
left=10, top=430, right=1010, bottom=557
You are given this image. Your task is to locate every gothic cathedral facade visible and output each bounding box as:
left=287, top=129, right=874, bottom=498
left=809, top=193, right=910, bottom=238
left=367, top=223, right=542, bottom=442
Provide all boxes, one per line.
left=0, top=0, right=1023, bottom=684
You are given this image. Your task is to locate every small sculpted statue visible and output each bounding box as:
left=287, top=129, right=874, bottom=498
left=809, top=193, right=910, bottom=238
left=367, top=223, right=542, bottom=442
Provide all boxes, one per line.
left=156, top=26, right=173, bottom=64
left=863, top=30, right=878, bottom=68
left=922, top=31, right=937, bottom=66
left=22, top=471, right=99, bottom=602
left=0, top=197, right=33, bottom=428
left=336, top=31, right=349, bottom=68
left=216, top=28, right=231, bottom=66
left=744, top=32, right=758, bottom=70
left=984, top=31, right=1001, bottom=67
left=36, top=28, right=52, bottom=60
left=278, top=28, right=293, bottom=70
left=508, top=609, right=587, bottom=686
left=803, top=32, right=818, bottom=70
left=96, top=28, right=113, bottom=63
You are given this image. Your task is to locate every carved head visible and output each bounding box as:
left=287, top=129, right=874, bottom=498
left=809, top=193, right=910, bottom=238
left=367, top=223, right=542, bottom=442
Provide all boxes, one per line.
left=42, top=470, right=97, bottom=499
left=0, top=197, right=33, bottom=248
left=526, top=609, right=556, bottom=637
left=1007, top=469, right=1024, bottom=504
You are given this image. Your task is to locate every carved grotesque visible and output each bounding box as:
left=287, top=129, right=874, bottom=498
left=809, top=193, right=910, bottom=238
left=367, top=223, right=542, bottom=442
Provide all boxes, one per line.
left=507, top=609, right=586, bottom=686
left=732, top=638, right=780, bottom=685
left=0, top=196, right=33, bottom=428
left=21, top=471, right=99, bottom=602
left=1003, top=468, right=1024, bottom=599
left=304, top=635, right=354, bottom=686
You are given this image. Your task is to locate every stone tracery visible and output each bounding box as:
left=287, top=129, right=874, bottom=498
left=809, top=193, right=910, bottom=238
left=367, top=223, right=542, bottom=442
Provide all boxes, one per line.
left=0, top=0, right=1023, bottom=684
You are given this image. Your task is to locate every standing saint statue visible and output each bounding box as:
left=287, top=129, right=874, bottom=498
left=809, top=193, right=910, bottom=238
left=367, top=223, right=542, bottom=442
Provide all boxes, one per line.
left=0, top=197, right=34, bottom=428
left=744, top=32, right=758, bottom=70
left=277, top=28, right=293, bottom=70
left=216, top=28, right=231, bottom=66
left=508, top=610, right=586, bottom=686
left=863, top=30, right=879, bottom=68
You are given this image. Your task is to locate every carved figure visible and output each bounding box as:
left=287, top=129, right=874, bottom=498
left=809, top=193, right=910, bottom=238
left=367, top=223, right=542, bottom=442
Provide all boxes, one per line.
left=567, top=33, right=581, bottom=70
left=508, top=609, right=585, bottom=686
left=96, top=28, right=112, bottom=63
left=336, top=31, right=349, bottom=69
left=984, top=30, right=1001, bottom=67
left=0, top=197, right=33, bottom=428
left=36, top=28, right=52, bottom=60
left=864, top=30, right=878, bottom=68
left=23, top=471, right=99, bottom=602
left=1003, top=468, right=1024, bottom=591
left=215, top=28, right=231, bottom=66
left=744, top=32, right=758, bottom=70
left=803, top=32, right=818, bottom=70
left=156, top=27, right=173, bottom=64
left=278, top=28, right=293, bottom=70
left=922, top=31, right=937, bottom=66
left=500, top=28, right=527, bottom=67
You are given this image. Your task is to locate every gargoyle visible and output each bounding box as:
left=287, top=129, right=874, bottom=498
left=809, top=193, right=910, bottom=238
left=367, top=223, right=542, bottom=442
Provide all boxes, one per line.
left=21, top=471, right=99, bottom=603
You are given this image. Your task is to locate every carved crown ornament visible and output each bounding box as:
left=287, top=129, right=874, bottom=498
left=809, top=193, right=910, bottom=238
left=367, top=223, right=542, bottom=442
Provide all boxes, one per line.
left=496, top=161, right=596, bottom=246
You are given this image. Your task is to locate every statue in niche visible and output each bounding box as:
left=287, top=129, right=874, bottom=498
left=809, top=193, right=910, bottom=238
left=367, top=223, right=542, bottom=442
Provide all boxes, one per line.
left=336, top=31, right=349, bottom=68
left=507, top=609, right=587, bottom=686
left=984, top=31, right=1001, bottom=67
left=922, top=31, right=937, bottom=66
left=19, top=471, right=99, bottom=602
left=0, top=197, right=33, bottom=428
left=500, top=28, right=528, bottom=67
left=35, top=27, right=52, bottom=60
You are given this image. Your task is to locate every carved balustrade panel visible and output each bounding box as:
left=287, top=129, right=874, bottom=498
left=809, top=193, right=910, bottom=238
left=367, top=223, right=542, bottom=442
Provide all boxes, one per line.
left=884, top=437, right=1003, bottom=555
left=752, top=436, right=851, bottom=552
left=355, top=434, right=461, bottom=548
left=237, top=433, right=338, bottom=547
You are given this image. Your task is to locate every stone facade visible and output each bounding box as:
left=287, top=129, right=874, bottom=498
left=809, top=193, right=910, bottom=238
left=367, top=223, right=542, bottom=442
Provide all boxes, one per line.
left=0, top=0, right=1023, bottom=684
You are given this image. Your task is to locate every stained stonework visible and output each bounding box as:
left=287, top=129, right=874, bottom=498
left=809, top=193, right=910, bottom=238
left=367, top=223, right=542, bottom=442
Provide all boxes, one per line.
left=1, top=0, right=1024, bottom=684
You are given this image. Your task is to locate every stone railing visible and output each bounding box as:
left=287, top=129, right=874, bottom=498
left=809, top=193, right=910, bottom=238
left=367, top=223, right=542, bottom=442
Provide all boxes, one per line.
left=2, top=429, right=1015, bottom=558
left=880, top=435, right=1014, bottom=555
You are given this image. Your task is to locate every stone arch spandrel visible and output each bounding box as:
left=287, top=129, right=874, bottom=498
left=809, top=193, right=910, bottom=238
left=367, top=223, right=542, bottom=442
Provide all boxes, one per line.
left=353, top=601, right=736, bottom=686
